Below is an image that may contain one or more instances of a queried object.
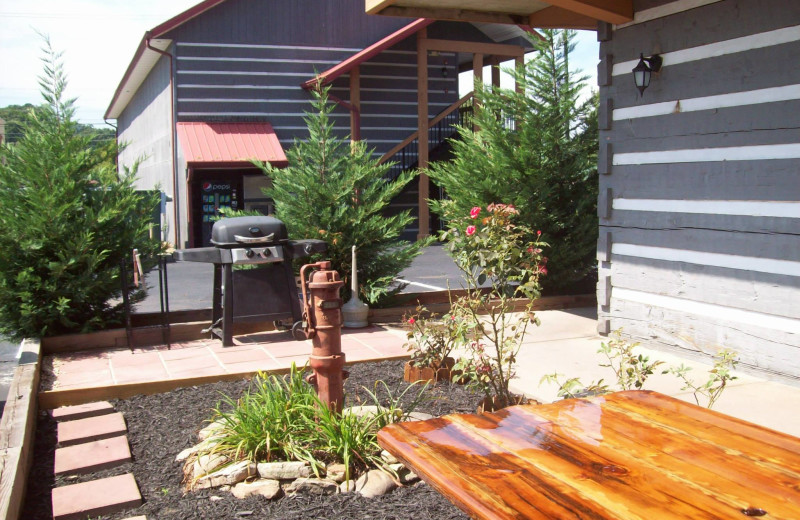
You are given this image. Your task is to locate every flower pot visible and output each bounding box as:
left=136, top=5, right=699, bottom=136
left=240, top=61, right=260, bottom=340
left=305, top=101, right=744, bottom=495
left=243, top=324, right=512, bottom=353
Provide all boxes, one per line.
left=404, top=357, right=456, bottom=384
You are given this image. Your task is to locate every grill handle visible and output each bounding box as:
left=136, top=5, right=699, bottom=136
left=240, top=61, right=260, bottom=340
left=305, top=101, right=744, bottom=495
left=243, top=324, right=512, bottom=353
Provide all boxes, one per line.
left=234, top=233, right=274, bottom=244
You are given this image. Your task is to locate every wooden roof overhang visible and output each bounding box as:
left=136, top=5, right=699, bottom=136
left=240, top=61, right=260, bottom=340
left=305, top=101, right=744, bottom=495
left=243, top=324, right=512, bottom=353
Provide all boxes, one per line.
left=365, top=0, right=633, bottom=29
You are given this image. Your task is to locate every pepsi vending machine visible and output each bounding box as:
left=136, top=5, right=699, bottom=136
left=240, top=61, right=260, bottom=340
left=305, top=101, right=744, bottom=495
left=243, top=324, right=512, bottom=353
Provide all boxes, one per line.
left=193, top=178, right=243, bottom=247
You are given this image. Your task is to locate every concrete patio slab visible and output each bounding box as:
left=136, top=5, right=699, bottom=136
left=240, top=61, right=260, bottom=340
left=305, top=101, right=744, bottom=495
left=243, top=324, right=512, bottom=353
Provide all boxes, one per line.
left=57, top=412, right=127, bottom=447
left=54, top=435, right=132, bottom=475
left=51, top=401, right=114, bottom=422
left=52, top=473, right=141, bottom=520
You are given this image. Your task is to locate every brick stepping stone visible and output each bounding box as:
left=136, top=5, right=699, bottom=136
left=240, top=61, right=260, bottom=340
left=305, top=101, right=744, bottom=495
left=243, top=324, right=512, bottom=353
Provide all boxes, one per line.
left=55, top=435, right=132, bottom=475
left=57, top=412, right=127, bottom=447
left=52, top=473, right=142, bottom=520
left=52, top=401, right=115, bottom=421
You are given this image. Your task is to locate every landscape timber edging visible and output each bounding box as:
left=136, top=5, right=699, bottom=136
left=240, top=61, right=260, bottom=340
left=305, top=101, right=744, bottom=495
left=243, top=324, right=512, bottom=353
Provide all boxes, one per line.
left=0, top=338, right=41, bottom=520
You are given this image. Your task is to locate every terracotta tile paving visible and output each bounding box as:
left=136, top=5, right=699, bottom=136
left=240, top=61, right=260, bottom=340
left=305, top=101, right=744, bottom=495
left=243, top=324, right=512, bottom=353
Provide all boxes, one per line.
left=46, top=324, right=409, bottom=399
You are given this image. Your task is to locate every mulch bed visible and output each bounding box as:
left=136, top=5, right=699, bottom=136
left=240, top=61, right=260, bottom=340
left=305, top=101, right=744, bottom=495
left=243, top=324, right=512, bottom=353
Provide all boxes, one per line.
left=23, top=360, right=479, bottom=519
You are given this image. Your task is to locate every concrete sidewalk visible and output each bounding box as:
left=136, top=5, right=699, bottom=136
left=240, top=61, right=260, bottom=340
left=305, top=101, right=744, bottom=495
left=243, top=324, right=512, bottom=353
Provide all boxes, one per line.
left=510, top=307, right=800, bottom=438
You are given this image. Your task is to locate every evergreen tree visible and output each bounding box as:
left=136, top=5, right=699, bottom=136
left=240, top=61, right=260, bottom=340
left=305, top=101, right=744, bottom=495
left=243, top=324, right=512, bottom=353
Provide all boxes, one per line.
left=255, top=86, right=430, bottom=304
left=429, top=29, right=598, bottom=294
left=0, top=38, right=161, bottom=339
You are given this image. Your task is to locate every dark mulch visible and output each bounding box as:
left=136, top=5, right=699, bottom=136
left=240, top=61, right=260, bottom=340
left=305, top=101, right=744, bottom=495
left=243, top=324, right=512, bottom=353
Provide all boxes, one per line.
left=23, top=360, right=479, bottom=519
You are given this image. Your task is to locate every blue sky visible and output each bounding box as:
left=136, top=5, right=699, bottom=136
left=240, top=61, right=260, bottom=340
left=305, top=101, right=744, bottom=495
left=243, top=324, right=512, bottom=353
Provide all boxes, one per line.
left=0, top=1, right=599, bottom=127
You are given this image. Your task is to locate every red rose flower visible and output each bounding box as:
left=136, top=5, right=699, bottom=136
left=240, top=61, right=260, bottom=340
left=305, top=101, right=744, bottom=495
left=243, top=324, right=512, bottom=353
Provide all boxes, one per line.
left=408, top=317, right=416, bottom=325
left=466, top=225, right=476, bottom=236
left=470, top=206, right=481, bottom=219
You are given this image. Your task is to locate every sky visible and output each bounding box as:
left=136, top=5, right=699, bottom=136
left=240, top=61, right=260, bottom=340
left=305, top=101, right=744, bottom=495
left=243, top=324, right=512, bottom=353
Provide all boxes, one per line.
left=0, top=0, right=599, bottom=128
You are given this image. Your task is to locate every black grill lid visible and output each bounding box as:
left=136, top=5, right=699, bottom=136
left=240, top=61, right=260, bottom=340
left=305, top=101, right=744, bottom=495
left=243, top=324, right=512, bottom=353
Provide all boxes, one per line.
left=210, top=216, right=288, bottom=247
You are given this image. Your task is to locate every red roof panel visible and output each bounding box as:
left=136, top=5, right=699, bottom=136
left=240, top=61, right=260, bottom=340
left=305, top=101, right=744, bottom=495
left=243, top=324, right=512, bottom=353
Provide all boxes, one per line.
left=176, top=122, right=288, bottom=167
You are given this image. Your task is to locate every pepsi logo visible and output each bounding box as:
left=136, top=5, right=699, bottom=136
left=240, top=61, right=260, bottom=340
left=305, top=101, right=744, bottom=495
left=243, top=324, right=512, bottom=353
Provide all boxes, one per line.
left=202, top=182, right=231, bottom=191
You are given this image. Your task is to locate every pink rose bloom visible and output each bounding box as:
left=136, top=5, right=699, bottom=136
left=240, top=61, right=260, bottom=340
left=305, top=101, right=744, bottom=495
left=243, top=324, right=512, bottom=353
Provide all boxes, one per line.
left=408, top=317, right=416, bottom=325
left=466, top=225, right=476, bottom=236
left=470, top=206, right=481, bottom=219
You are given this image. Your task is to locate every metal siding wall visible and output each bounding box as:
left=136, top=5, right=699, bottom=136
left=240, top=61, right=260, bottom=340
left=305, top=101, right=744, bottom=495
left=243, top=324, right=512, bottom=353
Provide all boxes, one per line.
left=598, top=0, right=800, bottom=380
left=117, top=54, right=176, bottom=242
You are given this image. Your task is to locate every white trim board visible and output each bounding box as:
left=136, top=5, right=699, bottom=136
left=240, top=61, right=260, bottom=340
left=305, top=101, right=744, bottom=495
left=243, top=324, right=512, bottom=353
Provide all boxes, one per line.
left=613, top=84, right=800, bottom=120
left=614, top=0, right=722, bottom=30
left=614, top=144, right=800, bottom=165
left=612, top=243, right=800, bottom=277
left=612, top=199, right=800, bottom=218
left=613, top=288, right=800, bottom=334
left=612, top=25, right=800, bottom=76
left=177, top=42, right=362, bottom=52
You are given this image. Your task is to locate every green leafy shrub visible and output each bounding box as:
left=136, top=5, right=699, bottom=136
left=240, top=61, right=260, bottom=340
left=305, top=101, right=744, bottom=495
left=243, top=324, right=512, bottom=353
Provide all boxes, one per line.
left=669, top=349, right=739, bottom=409
left=0, top=38, right=160, bottom=339
left=254, top=86, right=431, bottom=305
left=428, top=29, right=598, bottom=294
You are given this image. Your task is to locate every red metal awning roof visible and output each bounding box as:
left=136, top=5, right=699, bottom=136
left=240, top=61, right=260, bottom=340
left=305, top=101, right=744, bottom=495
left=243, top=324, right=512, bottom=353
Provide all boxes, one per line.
left=176, top=122, right=288, bottom=167
left=302, top=18, right=434, bottom=90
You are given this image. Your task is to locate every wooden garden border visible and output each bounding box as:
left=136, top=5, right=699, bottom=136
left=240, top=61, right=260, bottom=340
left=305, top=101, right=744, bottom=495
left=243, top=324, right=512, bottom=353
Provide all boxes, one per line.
left=0, top=339, right=41, bottom=520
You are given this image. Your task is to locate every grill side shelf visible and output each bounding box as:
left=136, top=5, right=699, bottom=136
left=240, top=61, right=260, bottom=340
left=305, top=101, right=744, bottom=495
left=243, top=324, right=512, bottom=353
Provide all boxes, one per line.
left=173, top=248, right=230, bottom=264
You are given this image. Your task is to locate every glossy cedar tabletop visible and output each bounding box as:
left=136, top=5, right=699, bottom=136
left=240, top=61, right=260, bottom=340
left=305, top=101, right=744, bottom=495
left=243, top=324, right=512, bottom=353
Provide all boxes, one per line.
left=378, top=391, right=800, bottom=519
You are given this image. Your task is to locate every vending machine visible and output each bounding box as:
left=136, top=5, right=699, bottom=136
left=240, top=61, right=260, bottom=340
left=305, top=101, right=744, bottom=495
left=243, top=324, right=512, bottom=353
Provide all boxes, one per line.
left=192, top=178, right=243, bottom=247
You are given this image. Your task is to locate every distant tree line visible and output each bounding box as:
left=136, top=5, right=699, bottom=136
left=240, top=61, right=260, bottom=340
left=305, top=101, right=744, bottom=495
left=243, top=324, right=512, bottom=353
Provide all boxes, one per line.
left=0, top=103, right=115, bottom=146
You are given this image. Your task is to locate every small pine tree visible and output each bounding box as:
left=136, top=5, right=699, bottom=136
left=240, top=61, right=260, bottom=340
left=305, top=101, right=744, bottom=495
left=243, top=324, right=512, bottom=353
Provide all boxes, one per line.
left=255, top=86, right=430, bottom=305
left=0, top=38, right=161, bottom=339
left=429, top=29, right=598, bottom=294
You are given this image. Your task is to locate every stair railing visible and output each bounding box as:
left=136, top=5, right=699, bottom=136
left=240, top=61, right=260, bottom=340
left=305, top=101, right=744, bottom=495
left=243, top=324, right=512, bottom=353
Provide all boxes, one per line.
left=380, top=92, right=473, bottom=181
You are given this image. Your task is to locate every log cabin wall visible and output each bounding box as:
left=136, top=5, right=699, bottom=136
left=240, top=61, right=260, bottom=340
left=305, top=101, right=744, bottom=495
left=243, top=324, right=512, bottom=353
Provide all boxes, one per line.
left=597, top=0, right=800, bottom=380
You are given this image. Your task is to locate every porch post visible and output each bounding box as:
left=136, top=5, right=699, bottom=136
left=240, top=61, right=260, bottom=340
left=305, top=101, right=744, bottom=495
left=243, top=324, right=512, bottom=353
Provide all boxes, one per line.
left=473, top=53, right=483, bottom=131
left=349, top=65, right=361, bottom=142
left=515, top=55, right=524, bottom=94
left=417, top=29, right=430, bottom=241
left=491, top=57, right=501, bottom=89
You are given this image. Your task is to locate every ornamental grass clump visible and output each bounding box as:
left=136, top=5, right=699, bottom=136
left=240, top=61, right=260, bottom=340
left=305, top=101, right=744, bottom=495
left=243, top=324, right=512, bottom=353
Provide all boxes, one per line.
left=441, top=202, right=547, bottom=410
left=197, top=364, right=427, bottom=484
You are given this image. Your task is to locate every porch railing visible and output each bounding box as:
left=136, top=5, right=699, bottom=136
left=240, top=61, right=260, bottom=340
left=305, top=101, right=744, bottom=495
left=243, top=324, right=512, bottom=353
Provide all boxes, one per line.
left=379, top=92, right=473, bottom=182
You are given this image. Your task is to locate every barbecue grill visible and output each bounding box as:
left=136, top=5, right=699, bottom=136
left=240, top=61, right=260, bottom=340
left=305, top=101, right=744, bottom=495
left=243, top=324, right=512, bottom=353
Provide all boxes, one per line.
left=174, top=216, right=327, bottom=346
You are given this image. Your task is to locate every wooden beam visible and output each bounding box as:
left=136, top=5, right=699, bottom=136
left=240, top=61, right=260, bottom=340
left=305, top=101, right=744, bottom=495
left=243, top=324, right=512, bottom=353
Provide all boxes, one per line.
left=424, top=38, right=525, bottom=58
left=543, top=0, right=632, bottom=25
left=417, top=30, right=430, bottom=241
left=350, top=65, right=361, bottom=142
left=365, top=0, right=396, bottom=15
left=528, top=6, right=599, bottom=30
left=373, top=5, right=526, bottom=25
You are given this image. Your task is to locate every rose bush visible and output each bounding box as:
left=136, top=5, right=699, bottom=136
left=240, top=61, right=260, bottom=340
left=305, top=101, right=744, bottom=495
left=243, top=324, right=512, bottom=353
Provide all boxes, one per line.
left=440, top=202, right=547, bottom=410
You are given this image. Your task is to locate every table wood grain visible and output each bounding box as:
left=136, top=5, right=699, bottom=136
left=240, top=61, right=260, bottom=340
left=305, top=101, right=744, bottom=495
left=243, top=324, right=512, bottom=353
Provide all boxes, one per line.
left=378, top=390, right=800, bottom=519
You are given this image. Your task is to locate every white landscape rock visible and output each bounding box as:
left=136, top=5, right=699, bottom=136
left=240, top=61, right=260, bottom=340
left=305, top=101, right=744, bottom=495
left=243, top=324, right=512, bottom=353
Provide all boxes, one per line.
left=283, top=477, right=340, bottom=496
left=380, top=450, right=399, bottom=465
left=192, top=453, right=229, bottom=479
left=355, top=469, right=398, bottom=498
left=325, top=463, right=348, bottom=483
left=339, top=479, right=356, bottom=493
left=194, top=461, right=257, bottom=490
left=231, top=479, right=282, bottom=500
left=405, top=411, right=434, bottom=422
left=198, top=419, right=227, bottom=441
left=389, top=463, right=419, bottom=484
left=257, top=461, right=312, bottom=480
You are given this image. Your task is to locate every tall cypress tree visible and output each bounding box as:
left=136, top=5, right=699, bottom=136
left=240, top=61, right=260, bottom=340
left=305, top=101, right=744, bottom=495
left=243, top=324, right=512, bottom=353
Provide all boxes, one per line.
left=0, top=38, right=161, bottom=339
left=429, top=29, right=598, bottom=293
left=255, top=86, right=430, bottom=304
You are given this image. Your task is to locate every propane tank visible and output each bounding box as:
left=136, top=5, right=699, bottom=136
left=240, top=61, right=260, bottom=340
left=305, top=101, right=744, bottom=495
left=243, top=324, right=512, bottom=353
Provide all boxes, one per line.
left=342, top=245, right=369, bottom=328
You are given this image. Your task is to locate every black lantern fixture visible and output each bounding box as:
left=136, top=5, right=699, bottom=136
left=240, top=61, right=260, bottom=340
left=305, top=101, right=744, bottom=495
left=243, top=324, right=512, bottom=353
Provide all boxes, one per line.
left=632, top=53, right=662, bottom=96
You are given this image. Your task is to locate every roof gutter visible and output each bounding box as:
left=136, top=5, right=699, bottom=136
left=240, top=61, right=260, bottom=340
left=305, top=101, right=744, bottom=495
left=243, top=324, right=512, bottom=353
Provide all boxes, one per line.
left=146, top=32, right=181, bottom=248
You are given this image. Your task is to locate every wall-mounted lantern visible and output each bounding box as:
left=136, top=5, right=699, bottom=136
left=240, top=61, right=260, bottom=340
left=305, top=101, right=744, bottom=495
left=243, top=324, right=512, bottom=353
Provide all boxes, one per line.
left=632, top=53, right=662, bottom=96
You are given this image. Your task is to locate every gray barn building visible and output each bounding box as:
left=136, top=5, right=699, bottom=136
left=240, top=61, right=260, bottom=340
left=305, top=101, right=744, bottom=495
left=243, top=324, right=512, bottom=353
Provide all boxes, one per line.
left=367, top=0, right=800, bottom=382
left=106, top=0, right=536, bottom=248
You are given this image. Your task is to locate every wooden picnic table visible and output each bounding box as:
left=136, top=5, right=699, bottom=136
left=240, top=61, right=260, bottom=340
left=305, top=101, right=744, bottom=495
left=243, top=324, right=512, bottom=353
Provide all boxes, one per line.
left=377, top=390, right=800, bottom=519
